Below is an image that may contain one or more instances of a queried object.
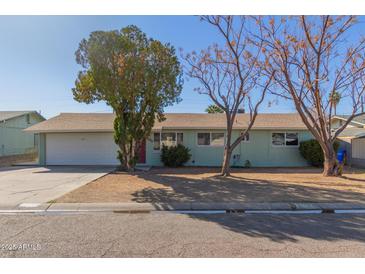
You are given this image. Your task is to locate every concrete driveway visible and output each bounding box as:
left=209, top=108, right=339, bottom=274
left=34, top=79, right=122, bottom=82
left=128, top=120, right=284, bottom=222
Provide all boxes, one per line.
left=0, top=166, right=113, bottom=205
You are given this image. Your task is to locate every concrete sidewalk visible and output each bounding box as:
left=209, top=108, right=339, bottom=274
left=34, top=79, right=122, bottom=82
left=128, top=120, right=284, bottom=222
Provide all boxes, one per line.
left=1, top=201, right=365, bottom=213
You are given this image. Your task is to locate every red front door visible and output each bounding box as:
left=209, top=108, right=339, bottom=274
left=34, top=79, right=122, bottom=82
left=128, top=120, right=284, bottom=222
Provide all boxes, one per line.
left=137, top=140, right=146, bottom=164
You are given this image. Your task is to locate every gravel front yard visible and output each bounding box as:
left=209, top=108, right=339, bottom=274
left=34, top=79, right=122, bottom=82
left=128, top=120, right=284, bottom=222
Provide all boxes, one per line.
left=55, top=167, right=365, bottom=203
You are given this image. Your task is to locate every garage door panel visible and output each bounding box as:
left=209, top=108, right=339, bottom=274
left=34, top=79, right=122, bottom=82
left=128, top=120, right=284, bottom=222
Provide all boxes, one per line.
left=46, top=133, right=119, bottom=165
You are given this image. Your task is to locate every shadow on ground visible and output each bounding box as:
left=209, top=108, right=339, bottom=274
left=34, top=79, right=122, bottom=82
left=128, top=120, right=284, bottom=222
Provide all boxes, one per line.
left=186, top=213, right=365, bottom=243
left=130, top=167, right=365, bottom=243
left=131, top=167, right=365, bottom=203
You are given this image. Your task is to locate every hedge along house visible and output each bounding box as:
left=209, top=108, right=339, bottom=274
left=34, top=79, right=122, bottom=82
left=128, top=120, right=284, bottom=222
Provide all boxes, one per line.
left=0, top=111, right=45, bottom=156
left=25, top=113, right=312, bottom=167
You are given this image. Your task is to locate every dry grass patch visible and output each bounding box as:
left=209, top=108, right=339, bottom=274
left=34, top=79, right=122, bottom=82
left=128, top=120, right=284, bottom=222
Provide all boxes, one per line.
left=56, top=167, right=365, bottom=203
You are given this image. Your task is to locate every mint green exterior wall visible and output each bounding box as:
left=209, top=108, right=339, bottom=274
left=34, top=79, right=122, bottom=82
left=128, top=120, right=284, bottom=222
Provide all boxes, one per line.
left=146, top=129, right=312, bottom=167
left=0, top=113, right=44, bottom=156
left=38, top=133, right=46, bottom=165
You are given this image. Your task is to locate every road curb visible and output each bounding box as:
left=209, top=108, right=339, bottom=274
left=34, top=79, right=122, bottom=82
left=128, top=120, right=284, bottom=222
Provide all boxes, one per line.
left=1, top=202, right=365, bottom=213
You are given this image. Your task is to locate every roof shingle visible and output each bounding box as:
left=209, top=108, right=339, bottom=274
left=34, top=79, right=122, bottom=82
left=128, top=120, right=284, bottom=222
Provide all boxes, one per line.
left=25, top=112, right=308, bottom=133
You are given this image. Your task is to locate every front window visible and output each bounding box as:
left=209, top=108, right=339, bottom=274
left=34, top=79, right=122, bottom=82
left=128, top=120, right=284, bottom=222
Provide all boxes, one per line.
left=272, top=133, right=285, bottom=146
left=272, top=132, right=298, bottom=147
left=161, top=133, right=176, bottom=147
left=153, top=132, right=183, bottom=150
left=197, top=132, right=225, bottom=146
left=197, top=133, right=210, bottom=146
left=211, top=133, right=225, bottom=146
left=285, top=133, right=298, bottom=146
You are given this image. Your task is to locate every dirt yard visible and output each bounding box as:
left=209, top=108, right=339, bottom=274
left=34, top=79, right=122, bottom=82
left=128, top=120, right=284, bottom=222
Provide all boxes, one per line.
left=56, top=167, right=365, bottom=203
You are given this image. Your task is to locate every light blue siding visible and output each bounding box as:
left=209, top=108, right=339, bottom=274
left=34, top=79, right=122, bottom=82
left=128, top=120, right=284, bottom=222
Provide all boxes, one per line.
left=38, top=133, right=46, bottom=165
left=146, top=129, right=312, bottom=167
left=0, top=113, right=44, bottom=156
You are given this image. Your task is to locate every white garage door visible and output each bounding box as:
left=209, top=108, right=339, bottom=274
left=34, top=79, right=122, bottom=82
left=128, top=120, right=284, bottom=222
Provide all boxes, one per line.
left=352, top=138, right=365, bottom=159
left=46, top=133, right=119, bottom=165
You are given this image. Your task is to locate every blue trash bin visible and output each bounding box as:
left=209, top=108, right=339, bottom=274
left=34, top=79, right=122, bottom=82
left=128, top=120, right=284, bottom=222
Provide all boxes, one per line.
left=337, top=150, right=346, bottom=164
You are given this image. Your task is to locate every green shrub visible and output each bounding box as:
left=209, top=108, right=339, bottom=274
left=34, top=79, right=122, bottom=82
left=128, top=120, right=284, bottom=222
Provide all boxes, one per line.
left=161, top=144, right=191, bottom=167
left=299, top=139, right=340, bottom=167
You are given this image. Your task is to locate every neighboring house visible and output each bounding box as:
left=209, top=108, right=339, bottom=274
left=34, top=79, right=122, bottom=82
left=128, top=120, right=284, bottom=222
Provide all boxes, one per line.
left=0, top=111, right=45, bottom=156
left=331, top=114, right=365, bottom=166
left=331, top=114, right=365, bottom=130
left=26, top=113, right=313, bottom=167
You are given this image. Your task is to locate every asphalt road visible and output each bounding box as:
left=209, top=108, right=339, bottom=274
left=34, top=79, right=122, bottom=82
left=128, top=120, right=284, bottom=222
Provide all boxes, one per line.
left=0, top=212, right=365, bottom=257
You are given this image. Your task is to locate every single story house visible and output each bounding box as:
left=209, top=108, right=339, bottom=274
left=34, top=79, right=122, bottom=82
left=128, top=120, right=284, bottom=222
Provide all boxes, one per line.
left=331, top=114, right=365, bottom=166
left=0, top=111, right=45, bottom=156
left=26, top=112, right=312, bottom=167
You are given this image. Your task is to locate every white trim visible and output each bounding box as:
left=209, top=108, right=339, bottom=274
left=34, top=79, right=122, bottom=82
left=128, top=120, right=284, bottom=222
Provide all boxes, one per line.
left=196, top=132, right=225, bottom=147
left=271, top=131, right=299, bottom=148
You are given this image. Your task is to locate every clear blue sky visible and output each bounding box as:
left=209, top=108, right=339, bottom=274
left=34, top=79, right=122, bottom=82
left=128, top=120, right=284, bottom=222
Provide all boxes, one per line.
left=0, top=16, right=359, bottom=118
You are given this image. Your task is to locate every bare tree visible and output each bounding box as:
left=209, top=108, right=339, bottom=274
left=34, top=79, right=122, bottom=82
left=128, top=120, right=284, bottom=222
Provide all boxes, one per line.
left=256, top=16, right=365, bottom=176
left=183, top=16, right=274, bottom=176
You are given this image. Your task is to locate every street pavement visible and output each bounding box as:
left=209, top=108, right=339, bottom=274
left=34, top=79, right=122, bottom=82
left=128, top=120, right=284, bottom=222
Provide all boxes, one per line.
left=0, top=212, right=364, bottom=257
left=0, top=166, right=112, bottom=205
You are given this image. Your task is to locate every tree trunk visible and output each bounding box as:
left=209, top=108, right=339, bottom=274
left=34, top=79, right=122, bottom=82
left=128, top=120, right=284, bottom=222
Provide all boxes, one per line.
left=125, top=155, right=135, bottom=172
left=323, top=151, right=338, bottom=177
left=221, top=147, right=232, bottom=176
left=118, top=142, right=135, bottom=172
left=127, top=141, right=136, bottom=172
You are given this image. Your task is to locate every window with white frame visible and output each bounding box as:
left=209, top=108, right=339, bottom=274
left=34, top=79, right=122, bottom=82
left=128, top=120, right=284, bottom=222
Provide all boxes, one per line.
left=197, top=133, right=210, bottom=146
left=272, top=132, right=298, bottom=147
left=285, top=133, right=299, bottom=146
left=153, top=132, right=183, bottom=150
left=211, top=133, right=225, bottom=146
left=197, top=132, right=225, bottom=146
left=161, top=132, right=176, bottom=147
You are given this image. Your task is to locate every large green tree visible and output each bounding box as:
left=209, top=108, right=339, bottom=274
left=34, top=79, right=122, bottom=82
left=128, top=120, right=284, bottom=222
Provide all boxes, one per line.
left=72, top=25, right=183, bottom=171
